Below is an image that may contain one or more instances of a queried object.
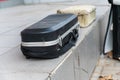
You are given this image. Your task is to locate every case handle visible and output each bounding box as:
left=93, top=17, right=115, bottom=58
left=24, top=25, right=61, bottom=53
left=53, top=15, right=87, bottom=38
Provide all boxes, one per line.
left=58, top=28, right=79, bottom=55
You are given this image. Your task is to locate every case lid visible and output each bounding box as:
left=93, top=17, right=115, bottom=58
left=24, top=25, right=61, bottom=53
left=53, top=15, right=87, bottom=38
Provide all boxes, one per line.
left=21, top=14, right=78, bottom=42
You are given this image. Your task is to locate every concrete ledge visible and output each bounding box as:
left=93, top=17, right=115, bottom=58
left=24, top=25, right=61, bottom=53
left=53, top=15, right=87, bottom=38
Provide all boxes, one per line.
left=0, top=4, right=110, bottom=80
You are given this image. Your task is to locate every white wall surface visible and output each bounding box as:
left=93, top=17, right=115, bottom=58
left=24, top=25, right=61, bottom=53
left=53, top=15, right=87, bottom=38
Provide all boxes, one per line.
left=0, top=0, right=24, bottom=8
left=76, top=0, right=109, bottom=5
left=24, top=0, right=109, bottom=5
left=40, top=0, right=75, bottom=3
left=24, top=0, right=75, bottom=4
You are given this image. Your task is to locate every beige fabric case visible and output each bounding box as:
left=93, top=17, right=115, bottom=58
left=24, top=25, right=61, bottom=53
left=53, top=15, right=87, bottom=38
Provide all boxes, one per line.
left=57, top=5, right=96, bottom=28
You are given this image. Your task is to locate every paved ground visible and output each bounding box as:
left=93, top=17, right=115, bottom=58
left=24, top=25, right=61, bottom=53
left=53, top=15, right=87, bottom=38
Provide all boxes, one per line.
left=91, top=55, right=120, bottom=80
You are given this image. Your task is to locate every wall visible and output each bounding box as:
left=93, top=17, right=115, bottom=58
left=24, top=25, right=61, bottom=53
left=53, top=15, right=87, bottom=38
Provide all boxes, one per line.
left=0, top=0, right=24, bottom=8
left=40, top=0, right=75, bottom=3
left=24, top=0, right=109, bottom=5
left=24, top=0, right=75, bottom=4
left=76, top=0, right=109, bottom=5
left=0, top=0, right=109, bottom=8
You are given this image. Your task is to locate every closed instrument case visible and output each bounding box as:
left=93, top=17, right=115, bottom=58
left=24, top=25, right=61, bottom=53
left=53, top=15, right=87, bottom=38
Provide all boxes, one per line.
left=21, top=14, right=79, bottom=59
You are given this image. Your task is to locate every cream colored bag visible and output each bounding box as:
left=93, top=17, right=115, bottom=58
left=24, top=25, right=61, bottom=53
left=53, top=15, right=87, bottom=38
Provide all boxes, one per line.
left=57, top=5, right=96, bottom=28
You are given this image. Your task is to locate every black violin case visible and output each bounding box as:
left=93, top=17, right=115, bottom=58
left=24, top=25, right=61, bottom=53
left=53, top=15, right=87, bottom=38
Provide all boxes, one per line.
left=21, top=14, right=79, bottom=59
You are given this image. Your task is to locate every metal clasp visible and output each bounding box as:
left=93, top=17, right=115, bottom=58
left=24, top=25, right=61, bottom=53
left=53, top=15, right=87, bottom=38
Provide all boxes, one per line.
left=58, top=36, right=62, bottom=47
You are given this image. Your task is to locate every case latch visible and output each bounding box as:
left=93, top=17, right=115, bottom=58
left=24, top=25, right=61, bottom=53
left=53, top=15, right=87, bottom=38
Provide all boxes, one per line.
left=58, top=36, right=63, bottom=47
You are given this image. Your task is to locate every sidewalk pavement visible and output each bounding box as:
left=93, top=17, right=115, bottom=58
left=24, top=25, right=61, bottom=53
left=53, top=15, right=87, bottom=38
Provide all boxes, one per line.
left=91, top=55, right=120, bottom=80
